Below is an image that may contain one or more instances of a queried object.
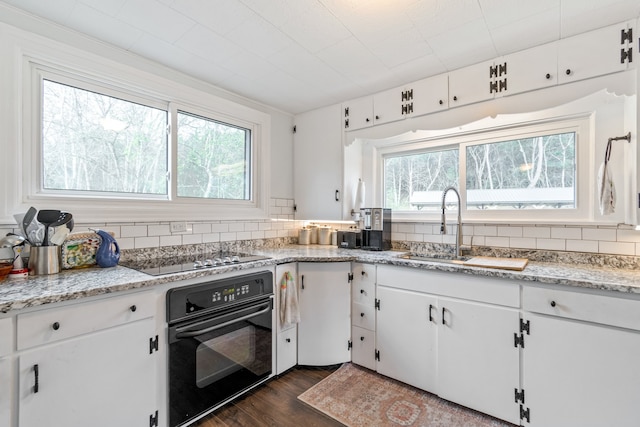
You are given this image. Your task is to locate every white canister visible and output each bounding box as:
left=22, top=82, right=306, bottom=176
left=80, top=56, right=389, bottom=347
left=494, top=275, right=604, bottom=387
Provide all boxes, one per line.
left=330, top=230, right=337, bottom=246
left=298, top=228, right=311, bottom=245
left=308, top=225, right=318, bottom=244
left=318, top=227, right=332, bottom=245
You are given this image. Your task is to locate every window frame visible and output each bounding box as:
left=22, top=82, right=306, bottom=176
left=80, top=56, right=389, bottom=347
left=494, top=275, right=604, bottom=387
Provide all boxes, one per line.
left=375, top=116, right=591, bottom=223
left=20, top=51, right=271, bottom=222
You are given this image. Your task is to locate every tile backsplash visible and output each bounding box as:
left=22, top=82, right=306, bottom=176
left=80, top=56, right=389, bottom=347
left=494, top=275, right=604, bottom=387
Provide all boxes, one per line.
left=2, top=198, right=640, bottom=258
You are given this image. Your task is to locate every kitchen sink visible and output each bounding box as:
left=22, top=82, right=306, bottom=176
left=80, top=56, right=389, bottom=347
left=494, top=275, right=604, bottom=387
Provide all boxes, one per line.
left=400, top=254, right=471, bottom=265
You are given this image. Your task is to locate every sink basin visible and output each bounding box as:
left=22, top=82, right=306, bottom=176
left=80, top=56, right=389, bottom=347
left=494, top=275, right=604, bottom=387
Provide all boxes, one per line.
left=400, top=254, right=470, bottom=265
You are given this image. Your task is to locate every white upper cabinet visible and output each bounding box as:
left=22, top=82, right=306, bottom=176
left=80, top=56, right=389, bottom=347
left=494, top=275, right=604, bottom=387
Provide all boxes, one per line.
left=342, top=96, right=374, bottom=131
left=372, top=86, right=406, bottom=125
left=558, top=21, right=634, bottom=84
left=410, top=74, right=449, bottom=116
left=293, top=104, right=344, bottom=220
left=448, top=59, right=502, bottom=108
left=504, top=42, right=558, bottom=95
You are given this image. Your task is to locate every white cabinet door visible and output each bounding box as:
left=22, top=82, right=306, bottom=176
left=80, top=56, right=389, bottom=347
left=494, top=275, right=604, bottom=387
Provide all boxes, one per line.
left=504, top=42, right=558, bottom=95
left=19, top=318, right=157, bottom=427
left=0, top=356, right=11, bottom=427
left=448, top=60, right=495, bottom=107
left=438, top=298, right=521, bottom=425
left=343, top=96, right=373, bottom=131
left=297, top=262, right=351, bottom=365
left=558, top=22, right=632, bottom=84
left=523, top=313, right=640, bottom=427
left=275, top=263, right=298, bottom=374
left=411, top=74, right=449, bottom=116
left=376, top=285, right=437, bottom=392
left=276, top=327, right=297, bottom=375
left=372, top=86, right=405, bottom=125
left=293, top=104, right=343, bottom=220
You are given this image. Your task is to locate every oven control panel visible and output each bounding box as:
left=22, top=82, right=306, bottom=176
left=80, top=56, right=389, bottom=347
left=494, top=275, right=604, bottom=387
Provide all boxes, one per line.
left=166, top=271, right=273, bottom=320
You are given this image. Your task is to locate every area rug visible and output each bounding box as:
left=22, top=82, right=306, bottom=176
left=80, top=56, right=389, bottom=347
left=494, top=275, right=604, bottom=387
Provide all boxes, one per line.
left=298, top=363, right=514, bottom=427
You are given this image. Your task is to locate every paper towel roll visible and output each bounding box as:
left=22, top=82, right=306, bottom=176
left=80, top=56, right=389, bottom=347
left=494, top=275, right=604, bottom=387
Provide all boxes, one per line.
left=355, top=179, right=365, bottom=210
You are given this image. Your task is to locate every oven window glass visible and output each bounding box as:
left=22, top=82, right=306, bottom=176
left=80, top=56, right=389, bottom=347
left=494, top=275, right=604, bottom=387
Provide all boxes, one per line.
left=195, top=324, right=271, bottom=389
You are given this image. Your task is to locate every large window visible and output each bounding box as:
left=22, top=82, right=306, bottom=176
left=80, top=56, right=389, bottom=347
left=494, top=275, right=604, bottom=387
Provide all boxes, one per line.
left=38, top=75, right=255, bottom=204
left=42, top=79, right=168, bottom=196
left=382, top=126, right=579, bottom=215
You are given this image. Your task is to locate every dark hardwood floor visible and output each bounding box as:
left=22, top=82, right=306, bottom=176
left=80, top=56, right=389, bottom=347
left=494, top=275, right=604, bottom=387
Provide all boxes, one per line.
left=193, top=366, right=345, bottom=427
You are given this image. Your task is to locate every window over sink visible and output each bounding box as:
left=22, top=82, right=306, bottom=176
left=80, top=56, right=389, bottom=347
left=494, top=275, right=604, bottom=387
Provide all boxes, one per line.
left=375, top=115, right=589, bottom=223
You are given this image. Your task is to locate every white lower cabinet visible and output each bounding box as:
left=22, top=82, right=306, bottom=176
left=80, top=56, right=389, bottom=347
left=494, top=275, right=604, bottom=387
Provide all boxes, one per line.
left=0, top=317, right=13, bottom=427
left=522, top=313, right=640, bottom=427
left=437, top=298, right=520, bottom=425
left=375, top=265, right=521, bottom=425
left=376, top=285, right=437, bottom=391
left=275, top=263, right=298, bottom=374
left=297, top=262, right=351, bottom=366
left=0, top=356, right=12, bottom=427
left=14, top=291, right=159, bottom=427
left=276, top=327, right=297, bottom=374
left=350, top=262, right=377, bottom=370
left=522, top=285, right=640, bottom=427
left=18, top=317, right=157, bottom=427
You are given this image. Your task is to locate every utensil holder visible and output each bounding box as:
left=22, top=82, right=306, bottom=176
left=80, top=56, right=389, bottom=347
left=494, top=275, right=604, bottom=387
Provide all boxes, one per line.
left=29, top=246, right=61, bottom=275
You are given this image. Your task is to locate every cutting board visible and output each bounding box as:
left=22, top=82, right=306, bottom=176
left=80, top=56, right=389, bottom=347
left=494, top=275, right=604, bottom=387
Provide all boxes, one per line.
left=463, top=256, right=528, bottom=271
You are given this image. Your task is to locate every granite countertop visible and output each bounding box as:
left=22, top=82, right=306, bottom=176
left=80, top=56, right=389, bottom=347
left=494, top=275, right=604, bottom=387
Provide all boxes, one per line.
left=1, top=245, right=639, bottom=314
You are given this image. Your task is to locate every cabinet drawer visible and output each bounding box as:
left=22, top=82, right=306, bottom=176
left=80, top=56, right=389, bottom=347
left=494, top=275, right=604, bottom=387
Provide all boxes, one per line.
left=17, top=291, right=155, bottom=350
left=377, top=265, right=520, bottom=308
left=352, top=278, right=375, bottom=306
left=523, top=286, right=640, bottom=331
left=351, top=326, right=375, bottom=370
left=352, top=263, right=376, bottom=285
left=352, top=302, right=375, bottom=330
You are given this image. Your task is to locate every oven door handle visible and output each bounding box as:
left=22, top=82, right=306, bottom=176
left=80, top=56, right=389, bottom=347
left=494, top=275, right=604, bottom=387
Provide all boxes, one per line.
left=175, top=303, right=272, bottom=339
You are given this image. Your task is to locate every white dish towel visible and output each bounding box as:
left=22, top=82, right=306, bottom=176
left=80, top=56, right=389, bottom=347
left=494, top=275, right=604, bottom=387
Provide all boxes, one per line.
left=598, top=140, right=616, bottom=215
left=279, top=271, right=300, bottom=328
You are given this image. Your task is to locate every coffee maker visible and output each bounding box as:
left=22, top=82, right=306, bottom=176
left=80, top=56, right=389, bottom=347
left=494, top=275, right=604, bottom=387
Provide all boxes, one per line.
left=360, top=208, right=391, bottom=250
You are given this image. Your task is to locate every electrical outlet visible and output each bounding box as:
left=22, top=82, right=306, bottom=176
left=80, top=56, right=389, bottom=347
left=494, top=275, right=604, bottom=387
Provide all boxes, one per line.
left=170, top=221, right=187, bottom=233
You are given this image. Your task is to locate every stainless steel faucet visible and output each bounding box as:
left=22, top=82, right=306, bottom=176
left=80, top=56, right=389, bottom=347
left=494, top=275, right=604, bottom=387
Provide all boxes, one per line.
left=440, top=186, right=463, bottom=258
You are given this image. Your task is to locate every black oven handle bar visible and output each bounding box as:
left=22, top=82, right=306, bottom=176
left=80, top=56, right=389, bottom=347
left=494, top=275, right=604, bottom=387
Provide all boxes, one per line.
left=175, top=302, right=272, bottom=339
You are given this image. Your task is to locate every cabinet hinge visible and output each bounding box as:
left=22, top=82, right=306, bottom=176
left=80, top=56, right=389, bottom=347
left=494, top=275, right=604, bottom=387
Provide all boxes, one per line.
left=149, top=335, right=159, bottom=354
left=520, top=318, right=531, bottom=335
left=348, top=272, right=354, bottom=282
left=293, top=204, right=297, bottom=213
left=344, top=118, right=350, bottom=129
left=621, top=28, right=633, bottom=44
left=348, top=340, right=352, bottom=350
left=621, top=48, right=633, bottom=64
left=344, top=107, right=349, bottom=117
left=514, top=388, right=525, bottom=404
left=514, top=333, right=525, bottom=348
left=292, top=125, right=296, bottom=134
left=149, top=410, right=159, bottom=427
left=375, top=299, right=380, bottom=310
left=375, top=349, right=380, bottom=361
left=520, top=405, right=531, bottom=423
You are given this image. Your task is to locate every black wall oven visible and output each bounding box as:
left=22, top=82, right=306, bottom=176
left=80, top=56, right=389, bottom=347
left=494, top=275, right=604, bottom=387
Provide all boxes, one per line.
left=167, top=271, right=274, bottom=427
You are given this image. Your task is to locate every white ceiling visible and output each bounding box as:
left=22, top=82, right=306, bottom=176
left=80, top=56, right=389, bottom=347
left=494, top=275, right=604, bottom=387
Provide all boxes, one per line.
left=2, top=0, right=640, bottom=114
